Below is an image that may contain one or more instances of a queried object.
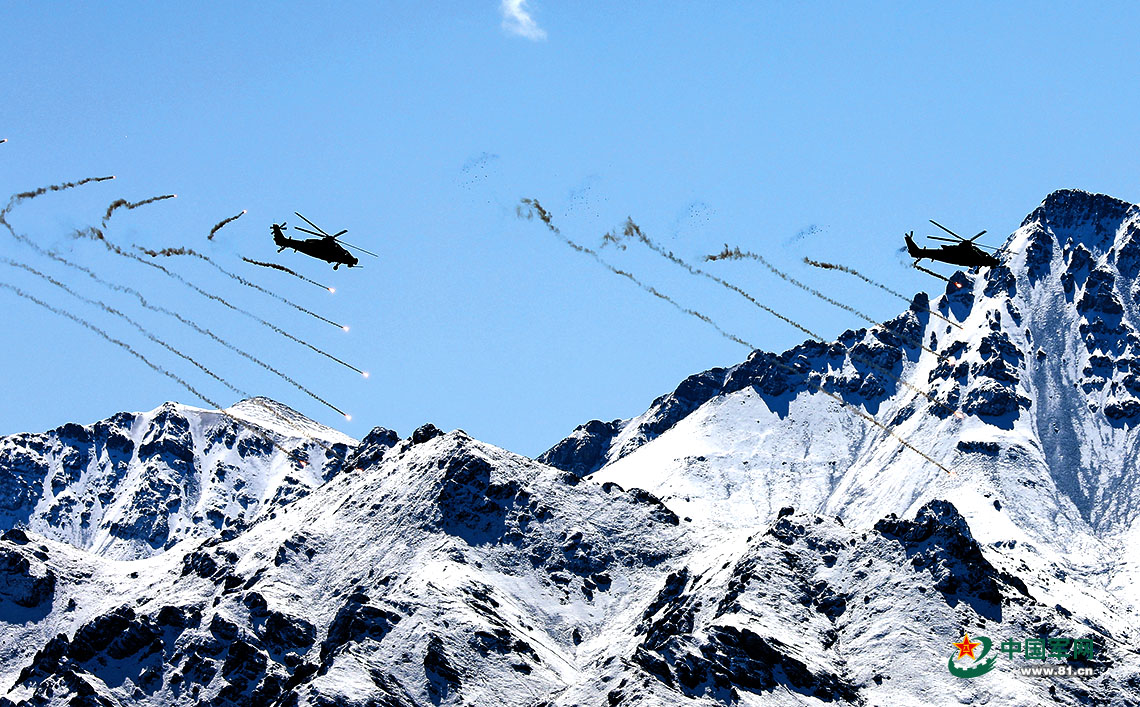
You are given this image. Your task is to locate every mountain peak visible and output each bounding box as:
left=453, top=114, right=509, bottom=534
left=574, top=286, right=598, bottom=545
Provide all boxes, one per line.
left=0, top=398, right=357, bottom=559
left=1020, top=188, right=1137, bottom=254
left=225, top=397, right=357, bottom=446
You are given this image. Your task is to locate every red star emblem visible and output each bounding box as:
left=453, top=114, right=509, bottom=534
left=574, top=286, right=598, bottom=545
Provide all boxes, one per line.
left=952, top=634, right=981, bottom=660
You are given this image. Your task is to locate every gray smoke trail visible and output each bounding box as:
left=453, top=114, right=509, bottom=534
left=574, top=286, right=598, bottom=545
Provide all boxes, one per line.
left=518, top=199, right=953, bottom=474
left=706, top=244, right=938, bottom=357
left=70, top=227, right=367, bottom=376
left=208, top=210, right=247, bottom=240
left=617, top=220, right=956, bottom=415
left=915, top=263, right=955, bottom=285
left=518, top=199, right=751, bottom=348
left=0, top=216, right=346, bottom=419
left=136, top=245, right=347, bottom=330
left=1, top=176, right=115, bottom=218
left=0, top=280, right=307, bottom=459
left=3, top=258, right=351, bottom=425
left=0, top=181, right=354, bottom=440
left=1, top=257, right=250, bottom=401
left=803, top=257, right=962, bottom=329
left=243, top=258, right=333, bottom=292
left=102, top=194, right=177, bottom=225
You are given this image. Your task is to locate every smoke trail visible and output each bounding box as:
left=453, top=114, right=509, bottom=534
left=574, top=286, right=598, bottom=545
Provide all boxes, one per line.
left=0, top=280, right=310, bottom=459
left=0, top=182, right=355, bottom=435
left=0, top=216, right=346, bottom=419
left=518, top=199, right=751, bottom=348
left=1, top=176, right=115, bottom=218
left=243, top=258, right=333, bottom=292
left=706, top=244, right=938, bottom=357
left=1, top=256, right=250, bottom=401
left=600, top=231, right=627, bottom=250
left=101, top=194, right=177, bottom=225
left=518, top=200, right=951, bottom=475
left=915, top=264, right=954, bottom=284
left=803, top=257, right=962, bottom=329
left=786, top=224, right=822, bottom=245
left=208, top=210, right=247, bottom=240
left=616, top=220, right=958, bottom=415
left=135, top=245, right=347, bottom=330
left=70, top=227, right=367, bottom=375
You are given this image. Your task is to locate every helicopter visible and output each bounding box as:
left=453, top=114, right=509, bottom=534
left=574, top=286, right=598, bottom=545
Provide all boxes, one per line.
left=271, top=212, right=378, bottom=270
left=904, top=220, right=1003, bottom=270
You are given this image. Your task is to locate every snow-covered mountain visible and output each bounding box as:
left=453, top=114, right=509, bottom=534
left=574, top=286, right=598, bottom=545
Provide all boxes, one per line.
left=0, top=398, right=354, bottom=560
left=2, top=189, right=1139, bottom=705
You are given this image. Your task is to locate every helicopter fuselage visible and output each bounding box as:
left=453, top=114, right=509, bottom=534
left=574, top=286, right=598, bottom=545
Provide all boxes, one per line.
left=272, top=224, right=358, bottom=269
left=905, top=233, right=998, bottom=268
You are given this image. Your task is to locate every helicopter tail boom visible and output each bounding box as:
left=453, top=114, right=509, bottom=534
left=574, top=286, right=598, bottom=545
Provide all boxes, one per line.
left=904, top=231, right=924, bottom=261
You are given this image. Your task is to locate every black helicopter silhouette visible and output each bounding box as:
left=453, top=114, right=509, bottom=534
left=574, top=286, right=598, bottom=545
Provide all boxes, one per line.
left=271, top=212, right=377, bottom=270
left=905, top=220, right=1004, bottom=270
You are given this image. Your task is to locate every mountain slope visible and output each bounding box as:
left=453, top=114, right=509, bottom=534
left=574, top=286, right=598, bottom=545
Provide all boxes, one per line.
left=551, top=190, right=1140, bottom=542
left=0, top=398, right=354, bottom=560
left=2, top=189, right=1139, bottom=705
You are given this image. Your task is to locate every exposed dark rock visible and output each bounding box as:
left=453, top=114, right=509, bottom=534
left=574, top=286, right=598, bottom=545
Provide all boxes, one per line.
left=424, top=635, right=461, bottom=702
left=962, top=380, right=1031, bottom=420
left=412, top=424, right=444, bottom=445
left=0, top=548, right=55, bottom=607
left=243, top=592, right=269, bottom=618
left=537, top=419, right=623, bottom=478
left=69, top=606, right=138, bottom=662
left=209, top=614, right=241, bottom=643
left=1105, top=398, right=1140, bottom=422
left=156, top=605, right=201, bottom=628
left=346, top=426, right=400, bottom=469
left=181, top=550, right=220, bottom=579
left=650, top=625, right=861, bottom=702
left=262, top=611, right=316, bottom=653
left=875, top=500, right=1026, bottom=619
left=221, top=638, right=267, bottom=682
left=1077, top=267, right=1124, bottom=316
left=984, top=264, right=1016, bottom=298
left=626, top=488, right=680, bottom=526
left=1023, top=190, right=1132, bottom=252
left=320, top=594, right=403, bottom=663
left=957, top=440, right=1001, bottom=456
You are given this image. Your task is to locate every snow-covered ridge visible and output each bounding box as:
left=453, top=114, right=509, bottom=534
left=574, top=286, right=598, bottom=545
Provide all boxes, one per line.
left=2, top=189, right=1140, bottom=705
left=0, top=399, right=355, bottom=560
left=549, top=188, right=1140, bottom=532
left=224, top=397, right=357, bottom=448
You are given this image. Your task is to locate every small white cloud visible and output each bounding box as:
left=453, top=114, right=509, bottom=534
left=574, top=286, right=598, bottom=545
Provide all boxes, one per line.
left=500, top=0, right=547, bottom=40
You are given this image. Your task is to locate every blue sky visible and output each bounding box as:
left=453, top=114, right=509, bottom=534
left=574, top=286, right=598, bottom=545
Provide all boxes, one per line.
left=2, top=3, right=1138, bottom=456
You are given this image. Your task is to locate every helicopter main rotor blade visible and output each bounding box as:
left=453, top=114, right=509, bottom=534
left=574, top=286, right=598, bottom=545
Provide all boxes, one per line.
left=968, top=230, right=988, bottom=242
left=294, top=212, right=330, bottom=237
left=330, top=229, right=349, bottom=239
left=340, top=239, right=379, bottom=258
left=929, top=219, right=964, bottom=240
left=294, top=227, right=326, bottom=238
left=972, top=243, right=1006, bottom=252
left=927, top=236, right=962, bottom=244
